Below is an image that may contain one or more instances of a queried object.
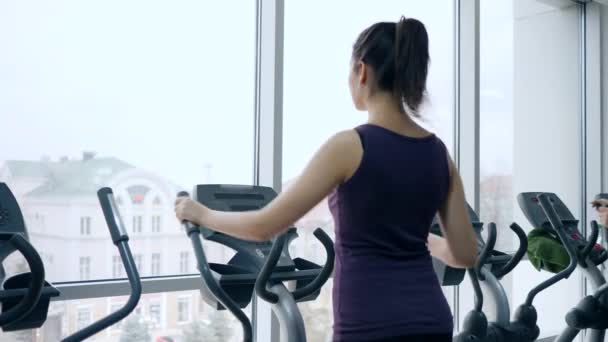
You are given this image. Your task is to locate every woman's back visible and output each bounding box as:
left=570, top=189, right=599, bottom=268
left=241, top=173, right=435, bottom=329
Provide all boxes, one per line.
left=329, top=123, right=453, bottom=341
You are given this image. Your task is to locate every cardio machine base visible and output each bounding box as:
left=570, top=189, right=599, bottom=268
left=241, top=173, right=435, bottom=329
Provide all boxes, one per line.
left=0, top=272, right=59, bottom=331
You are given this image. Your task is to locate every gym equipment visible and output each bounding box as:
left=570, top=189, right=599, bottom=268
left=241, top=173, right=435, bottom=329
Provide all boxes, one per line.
left=430, top=205, right=485, bottom=286
left=519, top=192, right=608, bottom=342
left=179, top=184, right=335, bottom=342
left=453, top=206, right=534, bottom=342
left=0, top=182, right=59, bottom=331
left=62, top=187, right=142, bottom=341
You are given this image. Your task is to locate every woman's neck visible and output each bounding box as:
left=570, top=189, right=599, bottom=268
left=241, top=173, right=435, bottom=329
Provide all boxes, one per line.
left=365, top=93, right=429, bottom=137
left=366, top=95, right=412, bottom=130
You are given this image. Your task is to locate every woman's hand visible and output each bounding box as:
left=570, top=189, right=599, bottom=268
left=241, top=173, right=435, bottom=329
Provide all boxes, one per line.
left=175, top=197, right=208, bottom=226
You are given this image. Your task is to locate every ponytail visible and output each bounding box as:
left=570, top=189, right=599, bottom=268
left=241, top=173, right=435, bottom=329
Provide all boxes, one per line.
left=394, top=16, right=429, bottom=117
left=352, top=16, right=430, bottom=117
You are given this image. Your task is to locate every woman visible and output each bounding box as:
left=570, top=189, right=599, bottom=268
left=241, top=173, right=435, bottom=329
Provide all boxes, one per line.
left=176, top=16, right=477, bottom=342
left=592, top=195, right=608, bottom=228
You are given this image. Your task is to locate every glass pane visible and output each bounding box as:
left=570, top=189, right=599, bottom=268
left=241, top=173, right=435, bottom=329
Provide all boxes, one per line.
left=0, top=290, right=247, bottom=342
left=0, top=1, right=255, bottom=281
left=474, top=0, right=583, bottom=337
left=283, top=0, right=455, bottom=338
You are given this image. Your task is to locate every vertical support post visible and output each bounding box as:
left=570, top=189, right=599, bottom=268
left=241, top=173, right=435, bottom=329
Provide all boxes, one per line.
left=453, top=0, right=480, bottom=332
left=252, top=0, right=284, bottom=341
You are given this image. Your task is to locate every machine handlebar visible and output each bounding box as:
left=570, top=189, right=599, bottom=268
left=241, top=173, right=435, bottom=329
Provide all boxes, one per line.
left=580, top=221, right=600, bottom=263
left=292, top=228, right=335, bottom=301
left=61, top=188, right=142, bottom=342
left=525, top=193, right=579, bottom=306
left=0, top=233, right=45, bottom=327
left=177, top=191, right=253, bottom=342
left=493, top=223, right=528, bottom=279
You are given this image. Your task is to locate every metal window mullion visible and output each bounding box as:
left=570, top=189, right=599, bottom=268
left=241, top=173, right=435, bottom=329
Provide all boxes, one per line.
left=454, top=0, right=480, bottom=332
left=54, top=275, right=208, bottom=301
left=582, top=2, right=603, bottom=303
left=252, top=0, right=285, bottom=341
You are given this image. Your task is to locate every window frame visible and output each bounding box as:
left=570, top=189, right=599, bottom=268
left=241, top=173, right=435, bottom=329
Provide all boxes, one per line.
left=80, top=216, right=91, bottom=236
left=76, top=305, right=92, bottom=330
left=179, top=251, right=190, bottom=274
left=112, top=255, right=123, bottom=278
left=151, top=253, right=161, bottom=276
left=79, top=256, right=91, bottom=281
left=176, top=295, right=193, bottom=324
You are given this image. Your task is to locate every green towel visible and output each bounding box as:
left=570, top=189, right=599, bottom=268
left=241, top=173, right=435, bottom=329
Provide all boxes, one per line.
left=527, top=228, right=571, bottom=274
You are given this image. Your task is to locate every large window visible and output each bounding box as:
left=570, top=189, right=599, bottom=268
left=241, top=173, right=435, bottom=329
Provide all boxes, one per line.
left=0, top=0, right=255, bottom=285
left=283, top=1, right=455, bottom=338
left=474, top=0, right=584, bottom=337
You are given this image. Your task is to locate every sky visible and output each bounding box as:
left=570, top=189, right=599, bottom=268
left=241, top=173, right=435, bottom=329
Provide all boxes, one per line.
left=0, top=0, right=514, bottom=188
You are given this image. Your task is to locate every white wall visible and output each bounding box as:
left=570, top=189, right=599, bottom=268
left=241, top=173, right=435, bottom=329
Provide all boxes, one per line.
left=512, top=1, right=582, bottom=337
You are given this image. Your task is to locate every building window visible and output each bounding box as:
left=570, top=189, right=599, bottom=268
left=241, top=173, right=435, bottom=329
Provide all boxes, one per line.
left=151, top=215, right=161, bottom=233
left=180, top=251, right=190, bottom=273
left=79, top=257, right=91, bottom=280
left=127, top=185, right=151, bottom=205
left=153, top=196, right=162, bottom=206
left=149, top=302, right=162, bottom=327
left=177, top=297, right=191, bottom=323
left=76, top=308, right=91, bottom=330
left=80, top=216, right=91, bottom=236
left=134, top=254, right=143, bottom=272
left=112, top=255, right=123, bottom=278
left=151, top=253, right=161, bottom=276
left=132, top=215, right=143, bottom=234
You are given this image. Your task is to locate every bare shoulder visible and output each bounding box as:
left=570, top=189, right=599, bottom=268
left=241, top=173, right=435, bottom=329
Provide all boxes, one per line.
left=325, top=129, right=363, bottom=181
left=325, top=129, right=362, bottom=155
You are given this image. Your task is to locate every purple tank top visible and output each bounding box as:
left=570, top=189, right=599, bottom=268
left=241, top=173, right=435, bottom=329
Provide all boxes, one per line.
left=329, top=124, right=453, bottom=341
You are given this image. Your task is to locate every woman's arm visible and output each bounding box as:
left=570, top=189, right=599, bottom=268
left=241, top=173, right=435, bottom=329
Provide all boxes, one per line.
left=175, top=130, right=362, bottom=241
left=430, top=157, right=478, bottom=268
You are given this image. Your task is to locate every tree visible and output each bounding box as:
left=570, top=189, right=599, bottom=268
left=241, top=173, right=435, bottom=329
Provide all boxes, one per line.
left=6, top=330, right=35, bottom=342
left=301, top=304, right=332, bottom=342
left=119, top=314, right=150, bottom=342
left=182, top=310, right=233, bottom=342
left=182, top=320, right=212, bottom=342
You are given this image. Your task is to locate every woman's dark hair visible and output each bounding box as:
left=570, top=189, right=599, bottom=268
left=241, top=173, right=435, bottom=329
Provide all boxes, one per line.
left=352, top=16, right=430, bottom=117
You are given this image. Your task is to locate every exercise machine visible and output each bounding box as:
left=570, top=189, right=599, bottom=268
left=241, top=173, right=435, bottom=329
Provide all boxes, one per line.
left=430, top=205, right=482, bottom=287
left=179, top=184, right=334, bottom=342
left=181, top=184, right=470, bottom=341
left=62, top=187, right=142, bottom=341
left=0, top=183, right=142, bottom=341
left=518, top=192, right=608, bottom=342
left=0, top=182, right=59, bottom=332
left=453, top=205, right=539, bottom=342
